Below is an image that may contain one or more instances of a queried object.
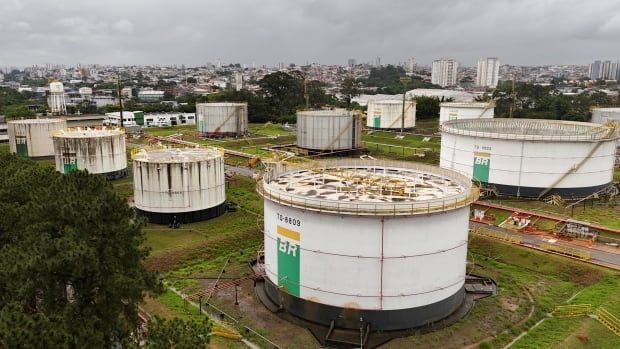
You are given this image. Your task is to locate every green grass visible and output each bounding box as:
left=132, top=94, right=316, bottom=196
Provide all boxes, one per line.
left=362, top=131, right=440, bottom=151
left=510, top=274, right=620, bottom=349
left=142, top=125, right=197, bottom=137
left=143, top=228, right=208, bottom=255
left=156, top=289, right=205, bottom=322
left=248, top=122, right=294, bottom=136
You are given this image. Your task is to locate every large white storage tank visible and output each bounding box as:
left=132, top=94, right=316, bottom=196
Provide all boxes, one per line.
left=8, top=118, right=67, bottom=158
left=439, top=102, right=494, bottom=124
left=440, top=118, right=618, bottom=198
left=257, top=159, right=478, bottom=330
left=52, top=127, right=127, bottom=179
left=133, top=147, right=226, bottom=224
left=367, top=100, right=416, bottom=129
left=196, top=102, right=248, bottom=137
left=297, top=110, right=362, bottom=152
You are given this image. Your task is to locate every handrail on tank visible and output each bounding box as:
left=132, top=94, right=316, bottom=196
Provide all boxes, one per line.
left=441, top=118, right=619, bottom=142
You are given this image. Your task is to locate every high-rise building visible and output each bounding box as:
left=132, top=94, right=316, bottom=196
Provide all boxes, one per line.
left=589, top=60, right=601, bottom=80
left=476, top=57, right=500, bottom=88
left=234, top=72, right=244, bottom=91
left=407, top=57, right=416, bottom=73
left=431, top=58, right=459, bottom=87
left=347, top=58, right=357, bottom=67
left=589, top=60, right=620, bottom=80
left=375, top=56, right=381, bottom=67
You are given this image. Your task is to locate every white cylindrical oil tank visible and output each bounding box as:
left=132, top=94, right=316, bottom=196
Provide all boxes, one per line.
left=196, top=102, right=248, bottom=137
left=8, top=118, right=67, bottom=158
left=52, top=127, right=127, bottom=179
left=132, top=147, right=226, bottom=224
left=440, top=118, right=618, bottom=198
left=366, top=100, right=416, bottom=129
left=257, top=159, right=478, bottom=330
left=296, top=110, right=362, bottom=152
left=439, top=102, right=494, bottom=124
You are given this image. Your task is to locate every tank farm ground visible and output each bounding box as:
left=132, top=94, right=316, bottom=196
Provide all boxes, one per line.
left=2, top=118, right=619, bottom=349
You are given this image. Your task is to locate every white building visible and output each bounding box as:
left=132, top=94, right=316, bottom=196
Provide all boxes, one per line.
left=476, top=57, right=500, bottom=88
left=431, top=58, right=458, bottom=87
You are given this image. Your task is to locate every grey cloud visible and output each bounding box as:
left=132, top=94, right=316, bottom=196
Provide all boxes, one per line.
left=0, top=0, right=619, bottom=66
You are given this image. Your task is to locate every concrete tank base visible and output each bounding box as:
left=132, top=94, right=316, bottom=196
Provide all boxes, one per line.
left=487, top=182, right=612, bottom=198
left=261, top=277, right=465, bottom=331
left=136, top=202, right=227, bottom=224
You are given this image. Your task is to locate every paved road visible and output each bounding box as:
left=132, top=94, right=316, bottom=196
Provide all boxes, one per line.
left=470, top=221, right=620, bottom=270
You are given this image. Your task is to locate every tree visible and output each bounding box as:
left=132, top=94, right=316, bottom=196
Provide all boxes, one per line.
left=415, top=96, right=442, bottom=119
left=340, top=77, right=360, bottom=108
left=0, top=155, right=161, bottom=348
left=186, top=77, right=197, bottom=84
left=258, top=71, right=304, bottom=118
left=3, top=104, right=35, bottom=119
left=142, top=316, right=212, bottom=349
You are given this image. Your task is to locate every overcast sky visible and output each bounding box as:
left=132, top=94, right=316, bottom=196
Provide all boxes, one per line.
left=1, top=0, right=619, bottom=67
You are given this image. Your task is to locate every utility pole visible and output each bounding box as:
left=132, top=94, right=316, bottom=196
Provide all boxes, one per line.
left=399, top=76, right=411, bottom=135
left=509, top=74, right=516, bottom=119
left=303, top=78, right=310, bottom=110
left=117, top=73, right=124, bottom=128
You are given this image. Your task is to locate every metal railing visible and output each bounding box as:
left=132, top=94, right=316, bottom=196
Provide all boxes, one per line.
left=441, top=119, right=618, bottom=142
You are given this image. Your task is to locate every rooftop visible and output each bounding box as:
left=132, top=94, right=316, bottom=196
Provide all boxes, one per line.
left=441, top=118, right=618, bottom=141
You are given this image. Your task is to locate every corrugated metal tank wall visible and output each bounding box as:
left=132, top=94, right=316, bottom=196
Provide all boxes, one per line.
left=296, top=110, right=361, bottom=151
left=53, top=129, right=127, bottom=176
left=196, top=103, right=248, bottom=135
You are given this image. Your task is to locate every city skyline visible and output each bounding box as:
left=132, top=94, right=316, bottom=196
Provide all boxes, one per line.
left=2, top=0, right=620, bottom=67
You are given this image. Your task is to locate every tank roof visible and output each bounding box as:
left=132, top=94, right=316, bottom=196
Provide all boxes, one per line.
left=132, top=147, right=222, bottom=163
left=369, top=100, right=415, bottom=105
left=53, top=127, right=125, bottom=138
left=196, top=102, right=247, bottom=107
left=8, top=118, right=65, bottom=125
left=440, top=102, right=491, bottom=108
left=441, top=118, right=618, bottom=141
left=297, top=110, right=353, bottom=117
left=258, top=159, right=477, bottom=216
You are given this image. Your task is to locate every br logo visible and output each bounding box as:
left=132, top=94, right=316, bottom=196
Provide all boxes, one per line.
left=474, top=157, right=489, bottom=165
left=278, top=239, right=298, bottom=257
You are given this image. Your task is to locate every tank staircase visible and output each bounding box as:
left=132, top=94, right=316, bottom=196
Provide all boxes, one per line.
left=324, top=321, right=371, bottom=348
